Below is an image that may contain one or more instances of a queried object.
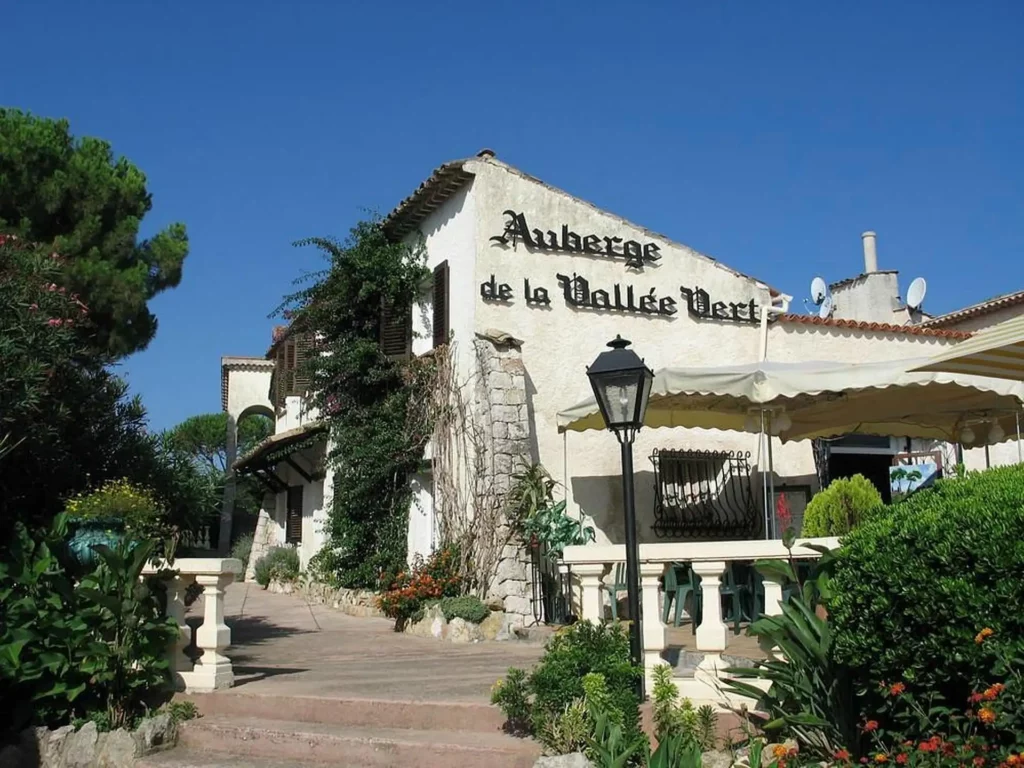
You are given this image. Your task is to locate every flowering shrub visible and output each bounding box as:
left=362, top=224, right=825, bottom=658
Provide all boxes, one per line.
left=65, top=479, right=162, bottom=528
left=376, top=545, right=463, bottom=625
left=849, top=631, right=1022, bottom=767
left=828, top=465, right=1024, bottom=719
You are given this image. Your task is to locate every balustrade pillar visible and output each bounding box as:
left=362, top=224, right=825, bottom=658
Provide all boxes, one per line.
left=763, top=576, right=785, bottom=617
left=574, top=563, right=606, bottom=623
left=691, top=560, right=728, bottom=652
left=639, top=561, right=667, bottom=695
left=185, top=572, right=236, bottom=692
left=165, top=573, right=196, bottom=690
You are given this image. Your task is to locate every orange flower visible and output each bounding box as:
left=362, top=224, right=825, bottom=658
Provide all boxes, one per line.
left=979, top=708, right=997, bottom=724
left=919, top=742, right=938, bottom=753
left=773, top=745, right=790, bottom=759
left=875, top=754, right=889, bottom=763
left=1006, top=755, right=1020, bottom=766
left=889, top=682, right=907, bottom=696
left=835, top=749, right=852, bottom=762
left=983, top=683, right=1005, bottom=700
left=863, top=721, right=880, bottom=733
left=975, top=628, right=995, bottom=644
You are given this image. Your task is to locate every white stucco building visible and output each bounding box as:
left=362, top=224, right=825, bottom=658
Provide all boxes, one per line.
left=222, top=150, right=1023, bottom=626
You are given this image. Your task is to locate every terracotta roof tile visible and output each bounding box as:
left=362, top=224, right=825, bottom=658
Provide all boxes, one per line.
left=920, top=290, right=1024, bottom=328
left=776, top=313, right=972, bottom=340
left=382, top=157, right=477, bottom=240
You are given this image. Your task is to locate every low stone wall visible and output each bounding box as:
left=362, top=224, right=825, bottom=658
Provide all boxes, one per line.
left=403, top=603, right=510, bottom=643
left=271, top=579, right=385, bottom=619
left=0, top=714, right=176, bottom=768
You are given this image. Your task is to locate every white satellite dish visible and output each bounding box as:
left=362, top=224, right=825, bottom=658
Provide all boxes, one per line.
left=819, top=294, right=834, bottom=319
left=810, top=277, right=827, bottom=305
left=907, top=277, right=927, bottom=311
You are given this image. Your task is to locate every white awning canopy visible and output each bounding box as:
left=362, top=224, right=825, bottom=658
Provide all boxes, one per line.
left=910, top=314, right=1024, bottom=382
left=557, top=358, right=1024, bottom=445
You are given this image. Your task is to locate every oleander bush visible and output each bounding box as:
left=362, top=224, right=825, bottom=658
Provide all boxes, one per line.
left=801, top=474, right=883, bottom=537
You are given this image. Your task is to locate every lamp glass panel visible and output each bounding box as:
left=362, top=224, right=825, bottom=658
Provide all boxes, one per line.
left=593, top=372, right=641, bottom=429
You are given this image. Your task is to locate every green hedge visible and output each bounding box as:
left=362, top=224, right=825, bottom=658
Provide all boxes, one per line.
left=827, top=464, right=1024, bottom=710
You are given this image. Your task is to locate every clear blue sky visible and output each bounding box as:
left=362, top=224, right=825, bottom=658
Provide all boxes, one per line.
left=5, top=1, right=1022, bottom=431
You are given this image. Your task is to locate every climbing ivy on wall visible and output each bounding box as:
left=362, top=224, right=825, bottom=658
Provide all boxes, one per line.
left=277, top=219, right=433, bottom=588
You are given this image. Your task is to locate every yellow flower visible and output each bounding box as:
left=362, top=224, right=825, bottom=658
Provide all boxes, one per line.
left=975, top=628, right=995, bottom=644
left=979, top=708, right=997, bottom=724
left=773, top=745, right=789, bottom=759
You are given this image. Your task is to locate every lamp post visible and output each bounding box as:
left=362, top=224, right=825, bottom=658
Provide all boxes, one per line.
left=586, top=336, right=654, bottom=698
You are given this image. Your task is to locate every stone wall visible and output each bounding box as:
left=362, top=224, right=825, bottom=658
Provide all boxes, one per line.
left=1, top=715, right=177, bottom=768
left=293, top=580, right=385, bottom=618
left=245, top=506, right=276, bottom=582
left=473, top=331, right=535, bottom=628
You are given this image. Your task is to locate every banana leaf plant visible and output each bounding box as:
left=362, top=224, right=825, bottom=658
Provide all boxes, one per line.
left=522, top=500, right=595, bottom=561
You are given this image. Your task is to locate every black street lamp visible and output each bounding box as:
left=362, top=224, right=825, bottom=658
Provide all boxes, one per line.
left=586, top=335, right=654, bottom=698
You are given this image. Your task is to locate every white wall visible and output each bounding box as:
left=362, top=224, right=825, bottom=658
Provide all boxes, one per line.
left=414, top=156, right=966, bottom=546
left=407, top=473, right=435, bottom=565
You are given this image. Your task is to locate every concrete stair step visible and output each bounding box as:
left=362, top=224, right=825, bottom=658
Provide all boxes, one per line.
left=138, top=750, right=311, bottom=768
left=179, top=692, right=508, bottom=734
left=176, top=716, right=540, bottom=768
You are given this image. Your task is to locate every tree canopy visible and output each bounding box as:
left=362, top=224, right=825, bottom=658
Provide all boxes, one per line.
left=162, top=412, right=274, bottom=474
left=0, top=108, right=189, bottom=358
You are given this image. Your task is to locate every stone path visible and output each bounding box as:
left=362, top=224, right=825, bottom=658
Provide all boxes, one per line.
left=200, top=583, right=545, bottom=702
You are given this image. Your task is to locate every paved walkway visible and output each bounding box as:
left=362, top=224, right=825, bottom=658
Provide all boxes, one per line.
left=197, top=584, right=545, bottom=703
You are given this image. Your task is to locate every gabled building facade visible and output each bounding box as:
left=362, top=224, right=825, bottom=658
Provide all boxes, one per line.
left=222, top=150, right=1019, bottom=628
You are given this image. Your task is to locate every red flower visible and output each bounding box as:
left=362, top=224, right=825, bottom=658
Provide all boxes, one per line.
left=776, top=492, right=792, bottom=530
left=863, top=721, right=880, bottom=733
left=919, top=739, right=940, bottom=753
left=896, top=754, right=908, bottom=765
left=889, top=682, right=907, bottom=696
left=974, top=758, right=987, bottom=767
left=835, top=750, right=852, bottom=762
left=970, top=693, right=985, bottom=705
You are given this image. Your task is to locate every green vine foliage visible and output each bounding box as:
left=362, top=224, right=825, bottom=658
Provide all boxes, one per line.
left=279, top=220, right=431, bottom=588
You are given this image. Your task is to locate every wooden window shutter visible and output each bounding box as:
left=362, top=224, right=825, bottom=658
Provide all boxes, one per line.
left=284, top=340, right=297, bottom=395
left=286, top=486, right=303, bottom=544
left=432, top=260, right=449, bottom=348
left=380, top=303, right=411, bottom=360
left=275, top=344, right=288, bottom=408
left=293, top=334, right=312, bottom=394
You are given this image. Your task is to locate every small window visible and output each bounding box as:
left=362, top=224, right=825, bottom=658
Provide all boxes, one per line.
left=286, top=486, right=303, bottom=544
left=432, top=261, right=450, bottom=348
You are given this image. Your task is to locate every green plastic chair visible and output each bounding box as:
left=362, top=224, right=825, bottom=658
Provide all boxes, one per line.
left=662, top=563, right=697, bottom=627
left=721, top=563, right=752, bottom=635
left=604, top=563, right=628, bottom=620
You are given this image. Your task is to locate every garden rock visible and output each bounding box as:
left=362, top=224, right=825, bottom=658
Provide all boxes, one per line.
left=96, top=729, right=136, bottom=767
left=533, top=753, right=594, bottom=768
left=479, top=610, right=505, bottom=640
left=62, top=721, right=99, bottom=768
left=447, top=617, right=476, bottom=643
left=485, top=596, right=504, bottom=611
left=132, top=713, right=176, bottom=753
left=702, top=750, right=734, bottom=768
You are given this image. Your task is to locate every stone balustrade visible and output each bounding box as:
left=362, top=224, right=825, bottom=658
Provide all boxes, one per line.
left=143, top=557, right=242, bottom=693
left=561, top=538, right=839, bottom=707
